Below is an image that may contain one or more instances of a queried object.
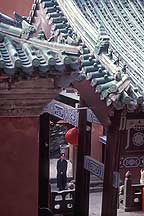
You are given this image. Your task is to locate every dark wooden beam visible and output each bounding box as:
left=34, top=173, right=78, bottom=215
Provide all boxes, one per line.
left=73, top=80, right=112, bottom=127
left=83, top=125, right=91, bottom=215
left=101, top=113, right=122, bottom=216
left=74, top=98, right=91, bottom=216
left=39, top=113, right=50, bottom=208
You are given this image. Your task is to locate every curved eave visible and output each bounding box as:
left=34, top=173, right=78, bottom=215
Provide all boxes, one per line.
left=0, top=33, right=80, bottom=77
left=29, top=0, right=144, bottom=112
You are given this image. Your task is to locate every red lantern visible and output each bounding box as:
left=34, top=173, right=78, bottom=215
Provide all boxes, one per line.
left=65, top=127, right=78, bottom=145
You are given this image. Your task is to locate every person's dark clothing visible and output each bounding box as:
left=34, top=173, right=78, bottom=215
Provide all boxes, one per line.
left=57, top=159, right=67, bottom=190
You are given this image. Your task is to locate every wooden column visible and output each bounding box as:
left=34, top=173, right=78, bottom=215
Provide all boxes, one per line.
left=101, top=113, right=122, bottom=216
left=39, top=113, right=50, bottom=209
left=74, top=99, right=91, bottom=216
left=83, top=126, right=91, bottom=215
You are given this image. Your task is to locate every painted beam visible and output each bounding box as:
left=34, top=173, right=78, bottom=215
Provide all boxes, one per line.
left=43, top=99, right=100, bottom=126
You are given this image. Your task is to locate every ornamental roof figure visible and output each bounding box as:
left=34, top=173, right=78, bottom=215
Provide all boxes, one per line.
left=1, top=0, right=144, bottom=125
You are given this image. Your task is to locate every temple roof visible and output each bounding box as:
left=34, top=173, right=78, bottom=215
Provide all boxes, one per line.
left=0, top=21, right=80, bottom=81
left=27, top=0, right=144, bottom=112
left=1, top=0, right=144, bottom=118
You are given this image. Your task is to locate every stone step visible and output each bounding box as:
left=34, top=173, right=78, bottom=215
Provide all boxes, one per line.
left=89, top=179, right=103, bottom=193
left=90, top=180, right=103, bottom=187
left=89, top=186, right=103, bottom=193
left=50, top=177, right=103, bottom=192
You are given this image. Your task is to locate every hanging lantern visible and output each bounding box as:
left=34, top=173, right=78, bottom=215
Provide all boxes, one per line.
left=65, top=127, right=78, bottom=145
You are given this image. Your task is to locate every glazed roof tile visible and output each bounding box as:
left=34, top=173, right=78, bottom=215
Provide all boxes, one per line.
left=1, top=0, right=144, bottom=113
left=0, top=21, right=80, bottom=77
left=0, top=13, right=18, bottom=27
left=28, top=0, right=144, bottom=112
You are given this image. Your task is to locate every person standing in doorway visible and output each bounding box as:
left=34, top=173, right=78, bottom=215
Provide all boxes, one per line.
left=57, top=153, right=68, bottom=191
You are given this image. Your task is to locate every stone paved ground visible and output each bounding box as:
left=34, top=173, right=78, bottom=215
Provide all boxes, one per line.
left=50, top=159, right=144, bottom=215
left=89, top=192, right=144, bottom=216
left=51, top=185, right=144, bottom=216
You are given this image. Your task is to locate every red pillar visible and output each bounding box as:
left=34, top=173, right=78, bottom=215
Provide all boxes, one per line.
left=101, top=113, right=122, bottom=216
left=142, top=188, right=144, bottom=211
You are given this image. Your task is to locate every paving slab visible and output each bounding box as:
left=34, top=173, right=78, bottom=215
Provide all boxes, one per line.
left=89, top=192, right=144, bottom=216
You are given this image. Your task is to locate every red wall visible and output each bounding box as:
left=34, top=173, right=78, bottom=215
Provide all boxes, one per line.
left=0, top=0, right=33, bottom=17
left=0, top=117, right=39, bottom=216
left=91, top=123, right=103, bottom=161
